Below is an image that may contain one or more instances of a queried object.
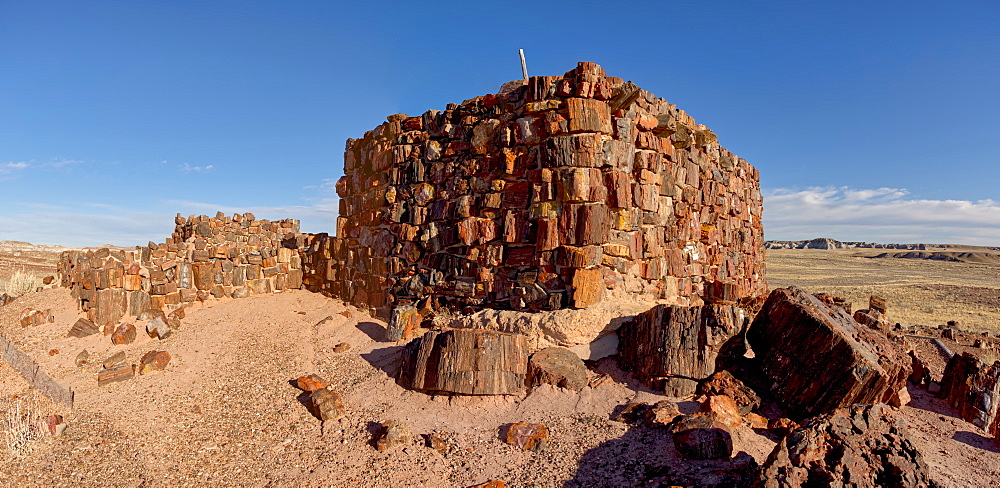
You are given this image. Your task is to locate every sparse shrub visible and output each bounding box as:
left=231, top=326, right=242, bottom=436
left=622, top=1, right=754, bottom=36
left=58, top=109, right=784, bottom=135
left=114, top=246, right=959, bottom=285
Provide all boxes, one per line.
left=5, top=269, right=39, bottom=298
left=3, top=398, right=42, bottom=455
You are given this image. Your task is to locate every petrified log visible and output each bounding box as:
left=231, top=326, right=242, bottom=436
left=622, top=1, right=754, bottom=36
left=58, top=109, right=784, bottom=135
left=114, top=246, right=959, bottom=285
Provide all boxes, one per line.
left=384, top=304, right=421, bottom=342
left=94, top=288, right=127, bottom=326
left=399, top=329, right=528, bottom=395
left=741, top=287, right=910, bottom=421
left=671, top=413, right=733, bottom=460
left=753, top=404, right=940, bottom=488
left=939, top=352, right=1000, bottom=438
left=67, top=318, right=100, bottom=338
left=617, top=304, right=745, bottom=396
left=97, top=364, right=134, bottom=386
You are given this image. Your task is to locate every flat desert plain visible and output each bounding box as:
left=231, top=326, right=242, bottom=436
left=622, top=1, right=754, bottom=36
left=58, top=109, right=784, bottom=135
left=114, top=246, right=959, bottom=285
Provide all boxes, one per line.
left=766, top=248, right=1000, bottom=334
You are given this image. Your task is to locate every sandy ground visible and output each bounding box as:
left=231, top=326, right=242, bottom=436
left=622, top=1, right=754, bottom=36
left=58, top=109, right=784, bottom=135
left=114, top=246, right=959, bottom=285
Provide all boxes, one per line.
left=1, top=288, right=998, bottom=487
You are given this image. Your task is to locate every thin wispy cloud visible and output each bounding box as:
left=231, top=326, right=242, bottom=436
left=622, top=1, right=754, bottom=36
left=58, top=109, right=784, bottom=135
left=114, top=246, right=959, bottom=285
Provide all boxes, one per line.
left=764, top=186, right=1000, bottom=245
left=179, top=163, right=215, bottom=172
left=1, top=161, right=30, bottom=174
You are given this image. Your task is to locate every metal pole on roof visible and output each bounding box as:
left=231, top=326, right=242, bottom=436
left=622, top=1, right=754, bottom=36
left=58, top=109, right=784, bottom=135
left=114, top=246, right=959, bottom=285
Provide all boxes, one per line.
left=519, top=49, right=529, bottom=81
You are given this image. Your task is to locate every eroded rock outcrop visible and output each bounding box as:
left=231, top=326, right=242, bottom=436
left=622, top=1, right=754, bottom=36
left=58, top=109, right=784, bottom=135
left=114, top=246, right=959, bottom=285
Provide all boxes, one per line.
left=753, top=403, right=940, bottom=488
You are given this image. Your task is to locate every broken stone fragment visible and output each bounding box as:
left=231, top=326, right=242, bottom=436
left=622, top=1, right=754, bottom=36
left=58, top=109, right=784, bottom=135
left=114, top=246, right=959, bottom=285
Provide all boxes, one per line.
left=700, top=395, right=742, bottom=428
left=744, top=412, right=768, bottom=429
left=75, top=349, right=89, bottom=367
left=504, top=422, right=548, bottom=451
left=766, top=417, right=798, bottom=437
left=139, top=350, right=171, bottom=374
left=696, top=370, right=760, bottom=415
left=671, top=413, right=733, bottom=460
left=385, top=304, right=421, bottom=342
left=19, top=308, right=48, bottom=327
left=45, top=414, right=66, bottom=436
left=67, top=318, right=100, bottom=338
left=424, top=432, right=449, bottom=454
left=375, top=420, right=413, bottom=452
left=643, top=401, right=682, bottom=428
left=468, top=481, right=505, bottom=488
left=333, top=342, right=351, bottom=353
left=294, top=374, right=330, bottom=393
left=309, top=388, right=345, bottom=421
left=97, top=364, right=135, bottom=386
left=111, top=323, right=137, bottom=345
left=938, top=352, right=1000, bottom=436
left=103, top=351, right=127, bottom=369
left=527, top=347, right=588, bottom=391
left=145, top=315, right=173, bottom=340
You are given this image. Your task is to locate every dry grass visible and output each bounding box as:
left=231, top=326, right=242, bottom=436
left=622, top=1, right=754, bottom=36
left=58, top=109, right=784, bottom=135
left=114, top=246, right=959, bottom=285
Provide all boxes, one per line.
left=3, top=269, right=40, bottom=298
left=2, top=397, right=42, bottom=456
left=766, top=249, right=1000, bottom=334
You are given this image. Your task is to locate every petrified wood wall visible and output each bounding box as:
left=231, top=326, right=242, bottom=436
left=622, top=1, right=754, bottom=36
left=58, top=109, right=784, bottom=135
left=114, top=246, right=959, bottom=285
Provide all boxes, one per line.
left=58, top=212, right=302, bottom=325
left=307, top=61, right=766, bottom=316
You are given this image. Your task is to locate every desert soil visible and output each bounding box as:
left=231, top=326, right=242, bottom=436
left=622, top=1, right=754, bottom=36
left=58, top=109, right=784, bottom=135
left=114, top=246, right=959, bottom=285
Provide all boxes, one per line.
left=0, top=247, right=997, bottom=486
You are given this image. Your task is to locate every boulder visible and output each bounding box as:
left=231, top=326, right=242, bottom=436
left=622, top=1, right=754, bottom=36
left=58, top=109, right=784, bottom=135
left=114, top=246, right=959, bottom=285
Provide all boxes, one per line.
left=753, top=403, right=940, bottom=488
left=398, top=329, right=528, bottom=395
left=385, top=304, right=421, bottom=342
left=110, top=323, right=137, bottom=345
left=294, top=374, right=330, bottom=393
left=139, top=350, right=171, bottom=374
left=617, top=304, right=745, bottom=396
left=671, top=413, right=734, bottom=460
left=527, top=347, right=588, bottom=391
left=701, top=395, right=742, bottom=428
left=938, top=352, right=1000, bottom=438
left=739, top=287, right=910, bottom=420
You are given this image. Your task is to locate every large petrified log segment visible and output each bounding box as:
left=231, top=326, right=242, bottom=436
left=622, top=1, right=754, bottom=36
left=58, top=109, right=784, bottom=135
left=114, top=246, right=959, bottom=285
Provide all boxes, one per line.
left=939, top=351, right=1000, bottom=438
left=617, top=304, right=745, bottom=396
left=399, top=329, right=528, bottom=395
left=743, top=287, right=910, bottom=421
left=753, top=403, right=941, bottom=488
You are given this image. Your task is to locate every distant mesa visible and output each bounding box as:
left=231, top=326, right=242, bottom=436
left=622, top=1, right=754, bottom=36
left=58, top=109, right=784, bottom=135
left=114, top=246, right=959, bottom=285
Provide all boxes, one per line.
left=766, top=237, right=1000, bottom=252
left=870, top=251, right=1000, bottom=265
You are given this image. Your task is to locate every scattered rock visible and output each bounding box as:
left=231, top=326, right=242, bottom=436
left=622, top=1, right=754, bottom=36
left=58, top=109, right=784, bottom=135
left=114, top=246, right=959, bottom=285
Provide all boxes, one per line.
left=643, top=401, right=683, bottom=428
left=44, top=414, right=66, bottom=435
left=671, top=413, right=734, bottom=460
left=339, top=310, right=352, bottom=318
left=424, top=432, right=449, bottom=454
left=697, top=370, right=761, bottom=415
left=47, top=349, right=59, bottom=356
left=75, top=349, right=89, bottom=367
left=111, top=323, right=137, bottom=345
left=739, top=287, right=910, bottom=420
left=42, top=276, right=55, bottom=285
left=139, top=350, right=171, bottom=374
left=146, top=315, right=173, bottom=340
left=468, top=481, right=505, bottom=488
left=889, top=385, right=911, bottom=408
left=333, top=342, right=351, bottom=353
left=745, top=412, right=768, bottom=429
left=753, top=403, right=941, bottom=488
left=294, top=374, right=330, bottom=392
left=701, top=395, right=742, bottom=428
left=909, top=350, right=931, bottom=386
left=375, top=420, right=413, bottom=451
left=103, top=351, right=127, bottom=369
left=527, top=347, right=588, bottom=391
left=67, top=318, right=100, bottom=338
left=943, top=327, right=957, bottom=340
left=309, top=388, right=345, bottom=421
left=504, top=422, right=548, bottom=451
left=19, top=308, right=49, bottom=327
left=398, top=329, right=528, bottom=395
left=97, top=364, right=135, bottom=386
left=766, top=417, right=798, bottom=437
left=611, top=401, right=652, bottom=425
left=0, top=293, right=12, bottom=306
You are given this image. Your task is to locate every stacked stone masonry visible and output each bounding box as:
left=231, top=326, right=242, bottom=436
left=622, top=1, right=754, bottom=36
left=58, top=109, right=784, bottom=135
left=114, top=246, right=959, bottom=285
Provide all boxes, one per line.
left=58, top=212, right=303, bottom=326
left=312, top=62, right=766, bottom=316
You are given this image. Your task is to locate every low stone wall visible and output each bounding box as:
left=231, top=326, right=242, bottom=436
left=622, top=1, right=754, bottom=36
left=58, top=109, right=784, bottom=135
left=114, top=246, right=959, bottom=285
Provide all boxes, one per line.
left=58, top=213, right=303, bottom=326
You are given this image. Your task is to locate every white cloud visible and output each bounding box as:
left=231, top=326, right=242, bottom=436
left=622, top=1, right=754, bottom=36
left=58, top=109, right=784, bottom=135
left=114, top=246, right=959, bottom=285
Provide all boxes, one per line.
left=0, top=161, right=30, bottom=175
left=0, top=204, right=175, bottom=247
left=764, top=186, right=1000, bottom=245
left=179, top=163, right=215, bottom=172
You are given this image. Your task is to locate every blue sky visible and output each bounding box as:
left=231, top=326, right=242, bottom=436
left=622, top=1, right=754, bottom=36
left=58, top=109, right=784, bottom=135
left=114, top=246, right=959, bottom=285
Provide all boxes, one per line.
left=2, top=0, right=999, bottom=246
